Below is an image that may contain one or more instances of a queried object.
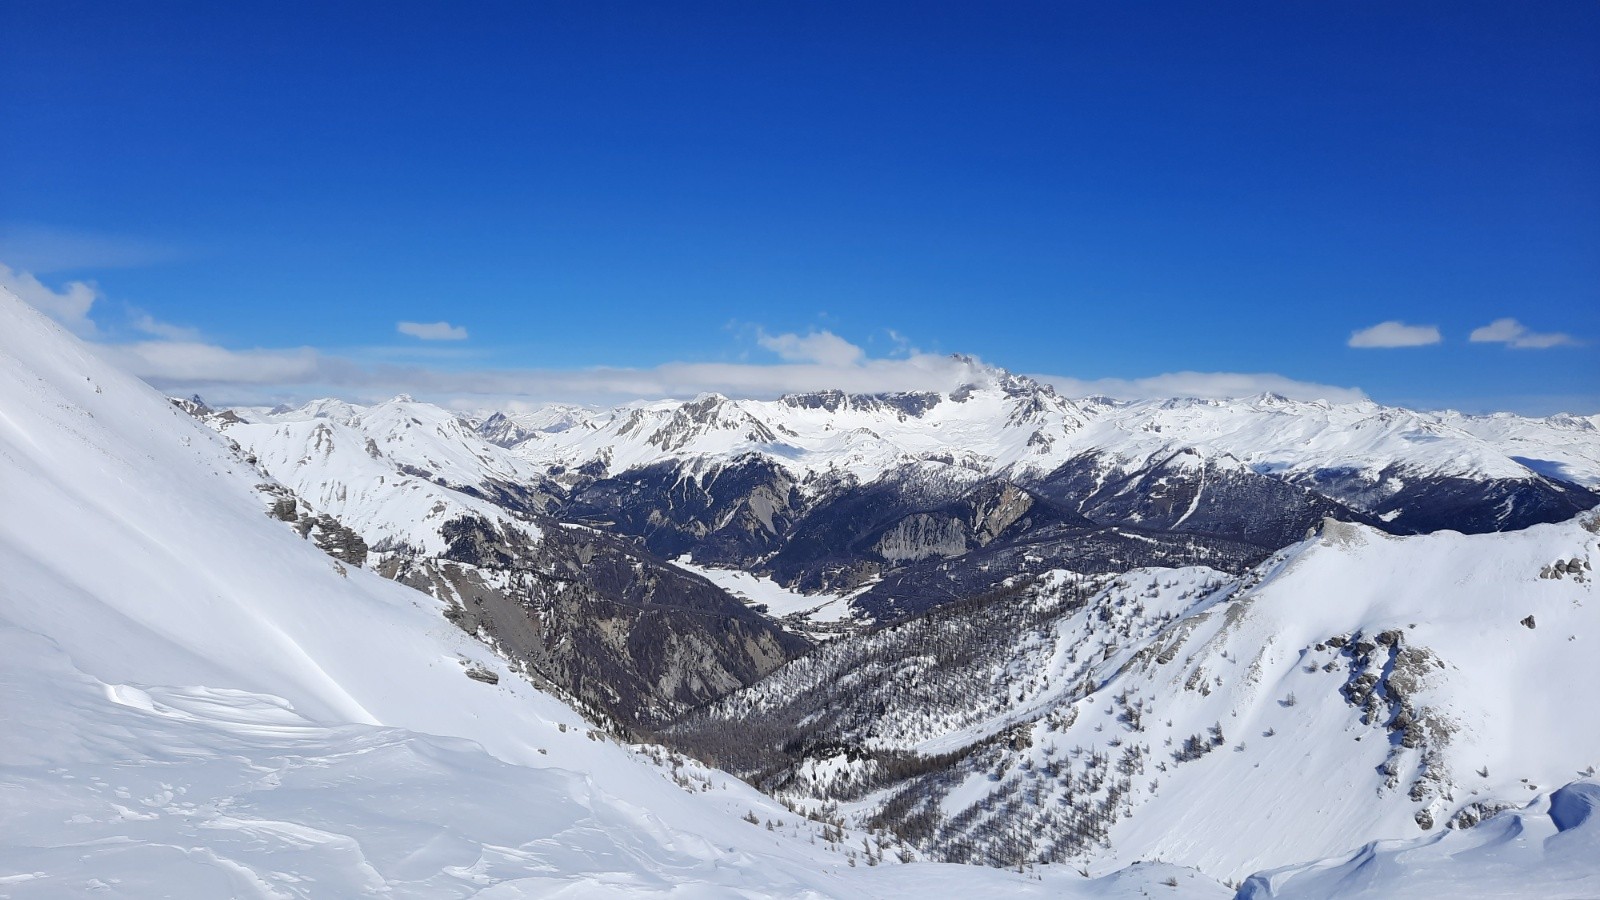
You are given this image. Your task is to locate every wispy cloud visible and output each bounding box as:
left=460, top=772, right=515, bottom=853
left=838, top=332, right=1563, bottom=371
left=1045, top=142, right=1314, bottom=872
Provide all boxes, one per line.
left=105, top=341, right=325, bottom=384
left=88, top=324, right=1370, bottom=409
left=0, top=262, right=99, bottom=336
left=885, top=329, right=914, bottom=356
left=1468, top=318, right=1577, bottom=349
left=131, top=312, right=202, bottom=342
left=1035, top=372, right=1368, bottom=404
left=755, top=328, right=864, bottom=366
left=109, top=343, right=992, bottom=406
left=397, top=320, right=469, bottom=341
left=1347, top=321, right=1442, bottom=349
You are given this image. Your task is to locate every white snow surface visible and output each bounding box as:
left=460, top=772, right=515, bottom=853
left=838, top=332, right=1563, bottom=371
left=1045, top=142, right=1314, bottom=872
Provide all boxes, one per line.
left=672, top=556, right=866, bottom=631
left=1240, top=780, right=1600, bottom=899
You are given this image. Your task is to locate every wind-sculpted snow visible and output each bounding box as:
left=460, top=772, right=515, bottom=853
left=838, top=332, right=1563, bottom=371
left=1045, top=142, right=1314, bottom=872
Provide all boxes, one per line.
left=4, top=626, right=1249, bottom=898
left=1239, top=781, right=1600, bottom=899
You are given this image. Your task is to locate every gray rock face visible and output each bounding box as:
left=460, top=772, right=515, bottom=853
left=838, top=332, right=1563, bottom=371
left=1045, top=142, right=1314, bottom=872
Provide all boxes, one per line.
left=243, top=461, right=806, bottom=736
left=301, top=515, right=368, bottom=567
left=256, top=483, right=368, bottom=567
left=383, top=514, right=811, bottom=734
left=567, top=453, right=1271, bottom=620
left=873, top=514, right=969, bottom=562
left=566, top=455, right=804, bottom=567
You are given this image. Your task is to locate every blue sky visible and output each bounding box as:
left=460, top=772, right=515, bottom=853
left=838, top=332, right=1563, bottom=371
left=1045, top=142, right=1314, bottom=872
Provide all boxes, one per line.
left=2, top=1, right=1596, bottom=412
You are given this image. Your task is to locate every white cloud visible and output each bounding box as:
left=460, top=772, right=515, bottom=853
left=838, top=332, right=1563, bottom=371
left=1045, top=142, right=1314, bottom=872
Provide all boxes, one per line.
left=1034, top=372, right=1368, bottom=404
left=1347, top=321, right=1442, bottom=349
left=116, top=338, right=1370, bottom=409
left=0, top=262, right=99, bottom=336
left=756, top=329, right=865, bottom=366
left=1468, top=318, right=1577, bottom=349
left=131, top=312, right=201, bottom=342
left=104, top=341, right=324, bottom=384
left=106, top=339, right=993, bottom=407
left=398, top=320, right=469, bottom=341
left=0, top=264, right=1382, bottom=411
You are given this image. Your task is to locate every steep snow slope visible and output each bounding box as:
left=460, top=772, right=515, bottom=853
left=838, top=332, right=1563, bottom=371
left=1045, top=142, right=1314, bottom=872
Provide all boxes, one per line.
left=226, top=413, right=536, bottom=555
left=0, top=291, right=1229, bottom=897
left=1078, top=516, right=1600, bottom=878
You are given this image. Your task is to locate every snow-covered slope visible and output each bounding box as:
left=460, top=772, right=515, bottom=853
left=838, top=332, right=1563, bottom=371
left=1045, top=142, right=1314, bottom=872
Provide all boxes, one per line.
left=1241, top=780, right=1600, bottom=899
left=209, top=399, right=812, bottom=733
left=229, top=413, right=537, bottom=555
left=223, top=395, right=561, bottom=553
left=1081, top=515, right=1600, bottom=879
left=1235, top=775, right=1600, bottom=890
left=675, top=513, right=1600, bottom=884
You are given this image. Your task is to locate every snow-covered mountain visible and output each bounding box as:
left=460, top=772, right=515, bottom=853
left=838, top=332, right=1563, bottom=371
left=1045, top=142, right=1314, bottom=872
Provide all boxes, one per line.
left=430, top=381, right=1589, bottom=625
left=195, top=399, right=809, bottom=735
left=492, top=380, right=1600, bottom=498
left=234, top=380, right=1599, bottom=602
left=473, top=404, right=599, bottom=447
left=671, top=514, right=1600, bottom=883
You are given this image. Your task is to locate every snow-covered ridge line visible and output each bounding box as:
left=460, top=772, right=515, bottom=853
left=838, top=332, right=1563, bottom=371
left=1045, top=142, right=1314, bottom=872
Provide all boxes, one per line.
left=236, top=380, right=1600, bottom=492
